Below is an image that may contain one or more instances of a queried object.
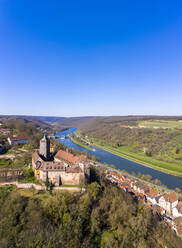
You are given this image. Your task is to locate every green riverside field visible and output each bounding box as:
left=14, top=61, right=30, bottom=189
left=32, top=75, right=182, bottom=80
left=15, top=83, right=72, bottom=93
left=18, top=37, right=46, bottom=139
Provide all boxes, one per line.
left=70, top=135, right=94, bottom=151
left=87, top=137, right=182, bottom=177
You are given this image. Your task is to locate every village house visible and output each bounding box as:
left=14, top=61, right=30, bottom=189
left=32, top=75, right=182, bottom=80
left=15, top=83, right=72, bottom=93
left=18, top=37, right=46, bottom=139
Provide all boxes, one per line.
left=103, top=167, right=182, bottom=237
left=156, top=191, right=178, bottom=214
left=146, top=188, right=159, bottom=205
left=119, top=182, right=130, bottom=192
left=32, top=135, right=90, bottom=186
left=8, top=136, right=28, bottom=146
left=172, top=201, right=182, bottom=218
left=139, top=184, right=150, bottom=195
left=129, top=180, right=136, bottom=189
left=133, top=182, right=142, bottom=193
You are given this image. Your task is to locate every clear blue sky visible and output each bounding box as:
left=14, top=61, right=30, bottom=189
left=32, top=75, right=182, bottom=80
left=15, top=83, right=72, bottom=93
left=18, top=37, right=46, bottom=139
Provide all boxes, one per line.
left=1, top=0, right=182, bottom=117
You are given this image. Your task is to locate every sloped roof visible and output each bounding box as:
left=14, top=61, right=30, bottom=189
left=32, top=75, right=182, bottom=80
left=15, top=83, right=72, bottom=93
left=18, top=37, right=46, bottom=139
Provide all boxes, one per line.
left=32, top=152, right=43, bottom=163
left=9, top=136, right=28, bottom=141
left=55, top=150, right=80, bottom=164
left=164, top=191, right=178, bottom=203
left=148, top=188, right=158, bottom=198
left=156, top=195, right=164, bottom=203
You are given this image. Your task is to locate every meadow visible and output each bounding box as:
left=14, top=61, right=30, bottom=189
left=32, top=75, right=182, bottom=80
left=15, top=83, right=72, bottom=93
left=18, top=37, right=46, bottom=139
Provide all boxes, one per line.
left=80, top=118, right=182, bottom=176
left=139, top=120, right=182, bottom=129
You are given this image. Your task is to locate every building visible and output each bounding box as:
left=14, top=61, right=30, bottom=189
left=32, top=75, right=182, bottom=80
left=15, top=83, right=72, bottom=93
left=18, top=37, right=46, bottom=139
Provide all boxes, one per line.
left=8, top=136, right=28, bottom=146
left=172, top=202, right=182, bottom=218
left=156, top=191, right=178, bottom=214
left=39, top=135, right=50, bottom=159
left=146, top=188, right=158, bottom=205
left=32, top=136, right=90, bottom=186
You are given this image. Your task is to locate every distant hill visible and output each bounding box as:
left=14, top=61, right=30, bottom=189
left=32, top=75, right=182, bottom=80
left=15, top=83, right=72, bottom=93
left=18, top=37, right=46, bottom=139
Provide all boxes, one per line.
left=32, top=116, right=67, bottom=123
left=51, top=116, right=101, bottom=129
left=2, top=115, right=182, bottom=132
left=78, top=116, right=182, bottom=172
left=51, top=115, right=182, bottom=130
left=80, top=115, right=182, bottom=131
left=0, top=115, right=51, bottom=130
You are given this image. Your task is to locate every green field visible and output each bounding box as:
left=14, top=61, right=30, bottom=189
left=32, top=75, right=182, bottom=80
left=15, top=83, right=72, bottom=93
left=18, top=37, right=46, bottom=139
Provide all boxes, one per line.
left=88, top=137, right=182, bottom=176
left=70, top=135, right=94, bottom=151
left=139, top=120, right=182, bottom=129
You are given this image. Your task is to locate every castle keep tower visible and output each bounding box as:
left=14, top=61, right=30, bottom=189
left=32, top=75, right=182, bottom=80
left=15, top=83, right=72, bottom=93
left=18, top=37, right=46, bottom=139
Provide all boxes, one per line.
left=39, top=135, right=50, bottom=160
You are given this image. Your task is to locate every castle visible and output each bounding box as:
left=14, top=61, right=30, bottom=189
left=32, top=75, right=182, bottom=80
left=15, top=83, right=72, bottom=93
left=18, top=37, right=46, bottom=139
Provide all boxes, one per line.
left=32, top=135, right=90, bottom=186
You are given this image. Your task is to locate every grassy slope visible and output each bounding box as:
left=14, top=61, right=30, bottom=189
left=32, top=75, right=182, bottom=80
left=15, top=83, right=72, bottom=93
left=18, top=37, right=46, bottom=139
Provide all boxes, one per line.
left=139, top=120, right=182, bottom=129
left=87, top=137, right=182, bottom=176
left=70, top=133, right=94, bottom=151
left=79, top=118, right=182, bottom=176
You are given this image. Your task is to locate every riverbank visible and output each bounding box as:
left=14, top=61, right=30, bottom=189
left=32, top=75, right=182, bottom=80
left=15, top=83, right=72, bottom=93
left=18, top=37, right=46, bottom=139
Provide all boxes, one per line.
left=87, top=137, right=182, bottom=177
left=70, top=135, right=94, bottom=151
left=56, top=128, right=182, bottom=190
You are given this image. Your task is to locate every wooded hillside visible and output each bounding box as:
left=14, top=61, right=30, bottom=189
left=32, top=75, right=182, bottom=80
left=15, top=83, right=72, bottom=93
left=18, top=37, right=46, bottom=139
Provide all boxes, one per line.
left=0, top=172, right=181, bottom=248
left=80, top=117, right=182, bottom=168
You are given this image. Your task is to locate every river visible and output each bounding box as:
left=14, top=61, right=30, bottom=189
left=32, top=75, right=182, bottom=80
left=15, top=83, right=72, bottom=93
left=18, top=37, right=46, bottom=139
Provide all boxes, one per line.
left=56, top=128, right=182, bottom=190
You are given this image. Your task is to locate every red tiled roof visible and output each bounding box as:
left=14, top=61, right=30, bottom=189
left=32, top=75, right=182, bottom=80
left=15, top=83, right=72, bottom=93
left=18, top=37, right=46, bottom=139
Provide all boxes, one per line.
left=9, top=136, right=28, bottom=141
left=55, top=150, right=80, bottom=164
left=164, top=191, right=178, bottom=203
left=148, top=188, right=158, bottom=197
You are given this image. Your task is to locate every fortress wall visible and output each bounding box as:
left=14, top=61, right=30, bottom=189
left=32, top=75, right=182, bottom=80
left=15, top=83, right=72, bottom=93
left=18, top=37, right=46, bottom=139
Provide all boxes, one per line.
left=47, top=171, right=84, bottom=185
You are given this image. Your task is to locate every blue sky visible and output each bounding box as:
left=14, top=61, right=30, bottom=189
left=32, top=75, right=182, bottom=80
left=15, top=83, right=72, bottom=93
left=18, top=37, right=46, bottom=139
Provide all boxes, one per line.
left=1, top=0, right=182, bottom=116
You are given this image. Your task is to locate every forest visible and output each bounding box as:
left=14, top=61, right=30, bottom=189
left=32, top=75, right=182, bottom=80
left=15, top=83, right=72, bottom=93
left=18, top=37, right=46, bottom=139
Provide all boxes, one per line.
left=0, top=169, right=181, bottom=248
left=80, top=117, right=182, bottom=169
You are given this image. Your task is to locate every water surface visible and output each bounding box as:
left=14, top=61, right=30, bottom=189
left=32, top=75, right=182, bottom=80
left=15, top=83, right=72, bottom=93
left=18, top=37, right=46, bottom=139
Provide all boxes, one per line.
left=56, top=128, right=182, bottom=190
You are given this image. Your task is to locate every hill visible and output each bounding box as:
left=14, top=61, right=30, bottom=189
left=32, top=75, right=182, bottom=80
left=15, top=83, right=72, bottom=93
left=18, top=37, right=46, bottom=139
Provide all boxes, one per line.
left=79, top=116, right=182, bottom=175
left=0, top=173, right=181, bottom=248
left=0, top=115, right=51, bottom=130
left=31, top=116, right=67, bottom=124
left=50, top=116, right=101, bottom=129
left=38, top=115, right=182, bottom=130
left=0, top=116, right=52, bottom=151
